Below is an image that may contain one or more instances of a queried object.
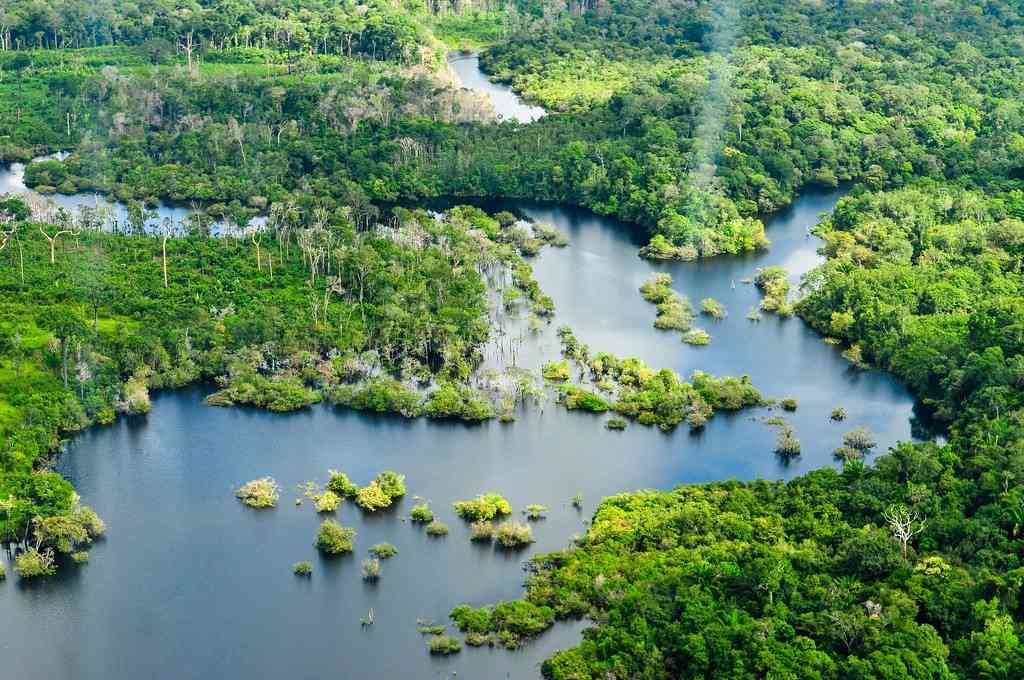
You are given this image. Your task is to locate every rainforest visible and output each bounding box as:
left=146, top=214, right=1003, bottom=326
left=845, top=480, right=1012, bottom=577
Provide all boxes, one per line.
left=1, top=0, right=1023, bottom=678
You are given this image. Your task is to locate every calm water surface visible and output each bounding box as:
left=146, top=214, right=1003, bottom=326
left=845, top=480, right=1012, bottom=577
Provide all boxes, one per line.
left=448, top=51, right=546, bottom=123
left=0, top=64, right=920, bottom=680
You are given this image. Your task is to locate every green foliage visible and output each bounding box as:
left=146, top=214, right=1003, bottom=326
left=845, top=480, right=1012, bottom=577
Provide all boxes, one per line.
left=315, top=520, right=355, bottom=555
left=523, top=504, right=548, bottom=521
left=640, top=273, right=694, bottom=332
left=453, top=494, right=512, bottom=521
left=355, top=482, right=392, bottom=512
left=681, top=328, right=711, bottom=346
left=418, top=624, right=446, bottom=635
left=14, top=548, right=55, bottom=579
left=470, top=520, right=494, bottom=542
left=700, top=297, right=727, bottom=320
left=755, top=266, right=792, bottom=316
left=409, top=503, right=434, bottom=523
left=425, top=521, right=449, bottom=537
left=604, top=417, right=626, bottom=430
left=421, top=383, right=495, bottom=421
left=558, top=386, right=609, bottom=413
left=369, top=543, right=398, bottom=559
left=542, top=360, right=572, bottom=382
left=355, top=471, right=406, bottom=511
left=293, top=561, right=312, bottom=577
left=780, top=398, right=799, bottom=412
left=494, top=521, right=533, bottom=548
left=326, top=471, right=359, bottom=498
left=450, top=600, right=555, bottom=648
left=313, top=490, right=340, bottom=513
left=236, top=478, right=280, bottom=509
left=428, top=635, right=462, bottom=655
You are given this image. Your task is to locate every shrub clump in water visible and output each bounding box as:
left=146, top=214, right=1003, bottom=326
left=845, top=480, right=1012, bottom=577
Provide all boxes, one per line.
left=470, top=520, right=494, bottom=541
left=428, top=635, right=462, bottom=655
left=369, top=543, right=398, bottom=559
left=780, top=397, right=798, bottom=411
left=425, top=521, right=449, bottom=536
left=541, top=360, right=571, bottom=382
left=450, top=601, right=555, bottom=648
left=831, top=407, right=848, bottom=421
left=14, top=549, right=56, bottom=579
left=495, top=521, right=534, bottom=548
left=605, top=417, right=627, bottom=430
left=355, top=471, right=406, bottom=511
left=682, top=328, right=711, bottom=345
left=755, top=266, right=793, bottom=316
left=843, top=426, right=877, bottom=453
left=701, top=297, right=727, bottom=319
left=326, top=470, right=359, bottom=498
left=314, top=490, right=341, bottom=513
left=315, top=520, right=356, bottom=555
left=236, top=477, right=280, bottom=508
left=775, top=427, right=802, bottom=458
left=523, top=504, right=548, bottom=521
left=409, top=503, right=434, bottom=523
left=640, top=273, right=694, bottom=331
left=362, top=558, right=381, bottom=581
left=293, top=561, right=312, bottom=577
left=453, top=494, right=512, bottom=521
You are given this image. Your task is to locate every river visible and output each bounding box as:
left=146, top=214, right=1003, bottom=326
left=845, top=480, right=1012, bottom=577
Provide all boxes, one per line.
left=0, top=59, right=920, bottom=680
left=448, top=51, right=546, bottom=123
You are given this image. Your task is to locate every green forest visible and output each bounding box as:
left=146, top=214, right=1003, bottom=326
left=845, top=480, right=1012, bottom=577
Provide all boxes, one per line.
left=2, top=0, right=1024, bottom=676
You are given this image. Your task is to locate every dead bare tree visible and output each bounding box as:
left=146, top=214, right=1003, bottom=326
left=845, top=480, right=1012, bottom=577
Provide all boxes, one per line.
left=882, top=504, right=926, bottom=559
left=38, top=223, right=79, bottom=265
left=178, top=32, right=197, bottom=75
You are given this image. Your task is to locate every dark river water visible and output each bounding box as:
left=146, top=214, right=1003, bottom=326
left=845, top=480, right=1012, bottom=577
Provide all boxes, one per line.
left=0, top=61, right=920, bottom=680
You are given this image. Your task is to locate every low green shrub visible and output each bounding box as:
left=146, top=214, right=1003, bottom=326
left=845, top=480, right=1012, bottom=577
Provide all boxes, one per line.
left=410, top=503, right=434, bottom=523
left=604, top=417, right=627, bottom=430
left=495, top=521, right=534, bottom=548
left=453, top=494, right=512, bottom=521
left=559, top=386, right=610, bottom=412
left=844, top=426, right=877, bottom=452
left=682, top=328, right=711, bottom=345
left=369, top=543, right=398, bottom=559
left=426, top=521, right=449, bottom=537
left=700, top=297, right=727, bottom=319
left=524, top=504, right=548, bottom=521
left=470, top=520, right=494, bottom=541
left=428, top=635, right=462, bottom=655
left=314, top=490, right=341, bottom=513
left=15, top=549, right=56, bottom=579
left=293, top=561, right=313, bottom=576
left=315, top=520, right=356, bottom=555
left=236, top=477, right=280, bottom=508
left=542, top=360, right=572, bottom=382
left=418, top=625, right=446, bottom=635
left=327, top=470, right=359, bottom=498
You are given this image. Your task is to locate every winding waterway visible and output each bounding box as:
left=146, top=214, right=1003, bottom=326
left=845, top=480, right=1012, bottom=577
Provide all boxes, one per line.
left=448, top=51, right=547, bottom=123
left=0, top=61, right=921, bottom=680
